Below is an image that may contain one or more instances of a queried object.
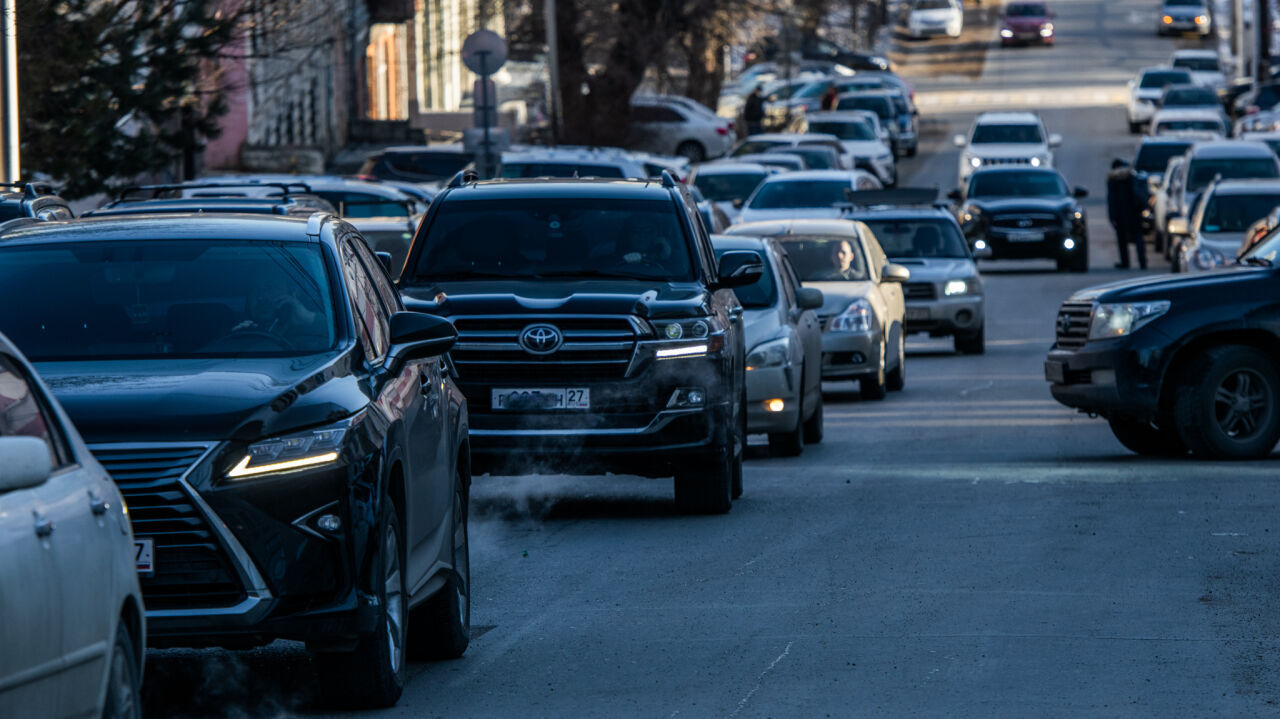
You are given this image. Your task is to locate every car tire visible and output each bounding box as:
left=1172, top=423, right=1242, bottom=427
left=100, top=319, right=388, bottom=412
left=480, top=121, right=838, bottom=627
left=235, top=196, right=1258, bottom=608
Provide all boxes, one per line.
left=1070, top=246, right=1089, bottom=272
left=101, top=620, right=141, bottom=719
left=675, top=413, right=737, bottom=514
left=803, top=388, right=824, bottom=444
left=860, top=354, right=888, bottom=400
left=906, top=145, right=918, bottom=158
left=1174, top=346, right=1280, bottom=459
left=1128, top=121, right=1142, bottom=134
left=408, top=472, right=470, bottom=660
left=886, top=332, right=905, bottom=391
left=315, top=501, right=407, bottom=708
left=768, top=411, right=805, bottom=457
left=954, top=326, right=985, bottom=355
left=676, top=141, right=706, bottom=163
left=1108, top=415, right=1188, bottom=456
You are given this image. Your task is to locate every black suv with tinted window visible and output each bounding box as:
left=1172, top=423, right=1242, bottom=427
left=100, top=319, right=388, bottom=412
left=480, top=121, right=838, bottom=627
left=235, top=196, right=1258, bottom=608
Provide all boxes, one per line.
left=1045, top=237, right=1280, bottom=459
left=399, top=174, right=762, bottom=513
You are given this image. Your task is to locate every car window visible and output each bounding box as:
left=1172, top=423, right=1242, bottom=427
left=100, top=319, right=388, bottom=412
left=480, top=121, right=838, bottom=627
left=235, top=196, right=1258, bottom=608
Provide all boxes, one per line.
left=0, top=241, right=338, bottom=360
left=776, top=147, right=835, bottom=169
left=860, top=219, right=971, bottom=258
left=862, top=227, right=888, bottom=281
left=1163, top=88, right=1218, bottom=105
left=777, top=235, right=869, bottom=281
left=313, top=191, right=410, bottom=219
left=339, top=239, right=390, bottom=363
left=693, top=172, right=768, bottom=202
left=1200, top=192, right=1280, bottom=233
left=1006, top=3, right=1047, bottom=15
left=351, top=235, right=404, bottom=313
left=749, top=180, right=850, bottom=209
left=1141, top=71, right=1193, bottom=89
left=383, top=152, right=472, bottom=181
left=0, top=355, right=70, bottom=468
left=1187, top=157, right=1280, bottom=192
left=808, top=121, right=876, bottom=141
left=971, top=123, right=1044, bottom=144
left=499, top=162, right=627, bottom=179
left=632, top=105, right=684, bottom=123
left=835, top=96, right=891, bottom=118
left=1135, top=143, right=1192, bottom=173
left=733, top=140, right=789, bottom=156
left=1173, top=57, right=1220, bottom=72
left=1155, top=119, right=1223, bottom=133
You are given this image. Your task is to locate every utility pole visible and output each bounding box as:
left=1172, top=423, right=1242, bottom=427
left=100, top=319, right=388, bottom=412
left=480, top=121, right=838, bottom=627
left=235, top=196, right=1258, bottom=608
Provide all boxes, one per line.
left=0, top=0, right=18, bottom=183
left=1235, top=0, right=1246, bottom=80
left=544, top=0, right=563, bottom=145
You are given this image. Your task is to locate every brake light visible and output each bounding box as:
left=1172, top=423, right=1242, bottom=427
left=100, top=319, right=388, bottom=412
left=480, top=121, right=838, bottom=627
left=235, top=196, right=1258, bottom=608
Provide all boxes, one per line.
left=716, top=126, right=728, bottom=135
left=354, top=174, right=377, bottom=181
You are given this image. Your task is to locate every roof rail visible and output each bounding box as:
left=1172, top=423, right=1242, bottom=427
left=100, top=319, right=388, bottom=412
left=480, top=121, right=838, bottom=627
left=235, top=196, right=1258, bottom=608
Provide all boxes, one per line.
left=447, top=169, right=480, bottom=188
left=116, top=181, right=310, bottom=202
left=660, top=170, right=678, bottom=188
left=305, top=211, right=333, bottom=237
left=0, top=181, right=57, bottom=198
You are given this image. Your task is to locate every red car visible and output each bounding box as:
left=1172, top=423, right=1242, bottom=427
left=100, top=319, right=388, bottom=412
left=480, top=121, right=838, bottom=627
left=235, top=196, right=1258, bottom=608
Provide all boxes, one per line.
left=1000, top=2, right=1055, bottom=46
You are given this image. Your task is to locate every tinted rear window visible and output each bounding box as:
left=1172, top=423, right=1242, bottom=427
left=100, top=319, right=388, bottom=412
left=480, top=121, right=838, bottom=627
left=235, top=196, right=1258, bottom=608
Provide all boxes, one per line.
left=1141, top=71, right=1192, bottom=88
left=860, top=219, right=970, bottom=258
left=1135, top=142, right=1192, bottom=173
left=748, top=180, right=849, bottom=209
left=1187, top=157, right=1280, bottom=191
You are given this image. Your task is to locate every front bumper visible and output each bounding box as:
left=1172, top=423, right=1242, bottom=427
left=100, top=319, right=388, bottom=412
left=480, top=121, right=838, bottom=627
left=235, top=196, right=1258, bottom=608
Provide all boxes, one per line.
left=820, top=329, right=881, bottom=379
left=1045, top=336, right=1165, bottom=420
left=745, top=365, right=801, bottom=434
left=974, top=225, right=1081, bottom=261
left=904, top=295, right=985, bottom=336
left=1128, top=100, right=1156, bottom=123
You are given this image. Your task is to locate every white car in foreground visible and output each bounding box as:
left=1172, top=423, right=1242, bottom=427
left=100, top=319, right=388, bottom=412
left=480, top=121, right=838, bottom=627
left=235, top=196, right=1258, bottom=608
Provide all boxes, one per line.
left=738, top=169, right=883, bottom=224
left=0, top=331, right=144, bottom=719
left=902, top=0, right=964, bottom=38
left=954, top=111, right=1060, bottom=183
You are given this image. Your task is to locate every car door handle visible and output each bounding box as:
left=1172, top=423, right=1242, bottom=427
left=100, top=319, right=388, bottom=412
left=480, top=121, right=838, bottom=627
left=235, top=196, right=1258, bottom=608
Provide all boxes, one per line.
left=89, top=491, right=110, bottom=516
left=33, top=514, right=54, bottom=538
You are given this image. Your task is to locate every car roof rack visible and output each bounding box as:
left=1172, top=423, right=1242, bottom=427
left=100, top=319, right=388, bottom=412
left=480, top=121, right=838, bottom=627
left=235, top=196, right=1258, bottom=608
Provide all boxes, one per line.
left=0, top=181, right=58, bottom=198
left=115, top=181, right=311, bottom=202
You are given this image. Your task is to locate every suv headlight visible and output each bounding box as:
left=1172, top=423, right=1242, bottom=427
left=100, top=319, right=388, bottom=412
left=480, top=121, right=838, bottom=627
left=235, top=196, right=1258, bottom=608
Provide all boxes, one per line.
left=830, top=298, right=874, bottom=332
left=967, top=155, right=982, bottom=168
left=1088, top=301, right=1171, bottom=340
left=652, top=317, right=724, bottom=359
left=1192, top=245, right=1227, bottom=270
left=943, top=278, right=981, bottom=296
left=746, top=337, right=791, bottom=370
left=228, top=419, right=352, bottom=479
left=657, top=319, right=711, bottom=340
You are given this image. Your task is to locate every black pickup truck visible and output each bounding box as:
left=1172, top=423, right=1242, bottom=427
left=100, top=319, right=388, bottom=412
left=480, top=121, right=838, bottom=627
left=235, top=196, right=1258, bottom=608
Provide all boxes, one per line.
left=398, top=173, right=763, bottom=513
left=1045, top=241, right=1280, bottom=459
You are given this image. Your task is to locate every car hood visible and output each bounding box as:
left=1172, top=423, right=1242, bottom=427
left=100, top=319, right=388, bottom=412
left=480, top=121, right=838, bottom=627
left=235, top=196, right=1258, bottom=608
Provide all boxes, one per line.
left=911, top=8, right=956, bottom=20
left=743, top=307, right=784, bottom=348
left=35, top=352, right=367, bottom=444
left=1070, top=266, right=1270, bottom=302
left=887, top=257, right=977, bottom=280
left=401, top=279, right=715, bottom=320
left=1199, top=231, right=1244, bottom=253
left=967, top=144, right=1049, bottom=158
left=968, top=197, right=1073, bottom=214
left=804, top=280, right=876, bottom=315
left=1133, top=88, right=1164, bottom=101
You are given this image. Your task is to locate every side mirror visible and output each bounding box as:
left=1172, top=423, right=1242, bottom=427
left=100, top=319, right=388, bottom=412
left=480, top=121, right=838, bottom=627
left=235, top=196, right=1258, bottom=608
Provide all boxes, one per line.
left=953, top=134, right=967, bottom=148
left=732, top=198, right=744, bottom=209
left=0, top=436, right=52, bottom=492
left=1167, top=216, right=1190, bottom=236
left=384, top=311, right=458, bottom=374
left=1048, top=133, right=1063, bottom=147
left=947, top=188, right=963, bottom=202
left=376, top=251, right=393, bottom=273
left=795, top=287, right=824, bottom=310
left=1073, top=186, right=1089, bottom=199
left=716, top=250, right=765, bottom=289
left=881, top=263, right=911, bottom=283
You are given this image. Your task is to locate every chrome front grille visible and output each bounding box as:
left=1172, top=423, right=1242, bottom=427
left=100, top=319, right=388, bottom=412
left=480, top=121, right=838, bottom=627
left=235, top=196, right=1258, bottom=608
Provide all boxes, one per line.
left=991, top=214, right=1062, bottom=229
left=1055, top=301, right=1093, bottom=349
left=92, top=444, right=247, bottom=611
left=979, top=157, right=1033, bottom=167
left=451, top=315, right=643, bottom=383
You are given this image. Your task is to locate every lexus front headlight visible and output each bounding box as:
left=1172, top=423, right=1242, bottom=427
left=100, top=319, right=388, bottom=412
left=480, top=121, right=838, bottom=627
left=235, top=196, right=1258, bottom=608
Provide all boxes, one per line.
left=746, top=337, right=791, bottom=370
left=227, top=419, right=352, bottom=479
left=830, top=298, right=875, bottom=332
left=1088, top=301, right=1171, bottom=340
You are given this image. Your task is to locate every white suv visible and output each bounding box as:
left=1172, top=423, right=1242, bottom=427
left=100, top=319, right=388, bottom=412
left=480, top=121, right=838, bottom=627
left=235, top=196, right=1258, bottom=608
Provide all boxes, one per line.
left=902, top=0, right=964, bottom=39
left=953, top=112, right=1061, bottom=183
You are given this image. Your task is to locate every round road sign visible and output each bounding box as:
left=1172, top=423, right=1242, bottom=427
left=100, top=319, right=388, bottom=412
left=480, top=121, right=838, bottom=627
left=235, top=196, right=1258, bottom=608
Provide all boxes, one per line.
left=461, top=30, right=508, bottom=74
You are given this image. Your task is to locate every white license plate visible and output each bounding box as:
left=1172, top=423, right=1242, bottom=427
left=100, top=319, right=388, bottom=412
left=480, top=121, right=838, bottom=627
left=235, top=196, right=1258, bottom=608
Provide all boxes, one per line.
left=492, top=387, right=590, bottom=411
left=135, top=538, right=154, bottom=575
left=1006, top=230, right=1044, bottom=242
left=904, top=307, right=930, bottom=320
left=1044, top=361, right=1066, bottom=384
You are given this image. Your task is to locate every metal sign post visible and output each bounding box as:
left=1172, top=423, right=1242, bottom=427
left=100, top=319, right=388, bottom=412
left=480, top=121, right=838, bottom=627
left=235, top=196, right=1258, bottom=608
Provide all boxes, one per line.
left=1, top=0, right=18, bottom=183
left=462, top=30, right=509, bottom=179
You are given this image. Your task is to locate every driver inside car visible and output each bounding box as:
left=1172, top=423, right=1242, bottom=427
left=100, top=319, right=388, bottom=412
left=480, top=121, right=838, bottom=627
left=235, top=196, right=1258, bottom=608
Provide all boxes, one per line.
left=232, top=274, right=327, bottom=344
left=618, top=216, right=673, bottom=268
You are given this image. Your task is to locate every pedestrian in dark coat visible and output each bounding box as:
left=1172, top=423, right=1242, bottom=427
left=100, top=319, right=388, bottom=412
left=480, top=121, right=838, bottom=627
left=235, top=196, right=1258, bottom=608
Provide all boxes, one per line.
left=743, top=85, right=765, bottom=135
left=1107, top=158, right=1147, bottom=269
left=821, top=84, right=839, bottom=111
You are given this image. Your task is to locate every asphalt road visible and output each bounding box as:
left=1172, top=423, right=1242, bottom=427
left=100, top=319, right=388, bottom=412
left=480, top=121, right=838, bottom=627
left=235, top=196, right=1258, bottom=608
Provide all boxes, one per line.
left=141, top=2, right=1280, bottom=717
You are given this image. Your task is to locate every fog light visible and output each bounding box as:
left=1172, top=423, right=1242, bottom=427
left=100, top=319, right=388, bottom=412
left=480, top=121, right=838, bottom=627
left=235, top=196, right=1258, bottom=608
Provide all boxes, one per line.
left=956, top=309, right=974, bottom=326
left=1063, top=237, right=1076, bottom=250
left=764, top=398, right=785, bottom=413
left=1000, top=28, right=1013, bottom=38
left=668, top=387, right=706, bottom=408
left=317, top=514, right=342, bottom=533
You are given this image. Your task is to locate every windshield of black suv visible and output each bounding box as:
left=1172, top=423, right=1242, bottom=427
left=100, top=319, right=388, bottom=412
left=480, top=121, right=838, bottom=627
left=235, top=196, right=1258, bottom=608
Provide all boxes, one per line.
left=971, top=123, right=1044, bottom=144
left=412, top=197, right=696, bottom=282
left=1200, top=192, right=1280, bottom=232
left=776, top=236, right=870, bottom=281
left=1141, top=71, right=1192, bottom=89
left=835, top=96, right=892, bottom=119
left=1187, top=158, right=1280, bottom=192
left=861, top=219, right=970, bottom=258
left=1005, top=3, right=1047, bottom=16
left=808, top=121, right=877, bottom=141
left=0, top=240, right=339, bottom=360
left=714, top=248, right=777, bottom=308
left=499, top=163, right=628, bottom=179
left=1135, top=142, right=1193, bottom=173
left=1173, top=57, right=1220, bottom=72
left=1163, top=87, right=1218, bottom=105
left=969, top=170, right=1068, bottom=198
left=693, top=172, right=769, bottom=202
left=748, top=180, right=849, bottom=209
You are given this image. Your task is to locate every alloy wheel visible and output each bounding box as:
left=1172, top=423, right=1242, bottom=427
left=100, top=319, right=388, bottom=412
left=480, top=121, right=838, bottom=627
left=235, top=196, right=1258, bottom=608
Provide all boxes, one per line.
left=384, top=524, right=404, bottom=675
left=1213, top=368, right=1272, bottom=439
left=452, top=486, right=470, bottom=630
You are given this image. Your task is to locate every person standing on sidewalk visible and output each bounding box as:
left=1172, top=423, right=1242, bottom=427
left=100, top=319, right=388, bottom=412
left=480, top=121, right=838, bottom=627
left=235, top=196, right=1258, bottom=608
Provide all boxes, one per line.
left=743, top=85, right=765, bottom=136
left=1107, top=159, right=1147, bottom=269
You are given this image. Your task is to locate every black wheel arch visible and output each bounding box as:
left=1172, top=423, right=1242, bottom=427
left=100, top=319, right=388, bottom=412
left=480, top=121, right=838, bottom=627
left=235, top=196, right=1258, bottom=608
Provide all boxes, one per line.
left=1157, top=329, right=1280, bottom=422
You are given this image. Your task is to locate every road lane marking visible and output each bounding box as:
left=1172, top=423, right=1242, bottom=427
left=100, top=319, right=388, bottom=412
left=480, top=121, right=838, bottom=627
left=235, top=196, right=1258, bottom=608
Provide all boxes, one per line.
left=727, top=641, right=793, bottom=719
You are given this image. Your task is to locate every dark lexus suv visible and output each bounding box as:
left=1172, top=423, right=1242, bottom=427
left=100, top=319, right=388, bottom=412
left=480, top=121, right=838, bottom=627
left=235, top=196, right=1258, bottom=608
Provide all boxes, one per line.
left=0, top=213, right=470, bottom=708
left=398, top=173, right=762, bottom=513
left=1045, top=233, right=1280, bottom=459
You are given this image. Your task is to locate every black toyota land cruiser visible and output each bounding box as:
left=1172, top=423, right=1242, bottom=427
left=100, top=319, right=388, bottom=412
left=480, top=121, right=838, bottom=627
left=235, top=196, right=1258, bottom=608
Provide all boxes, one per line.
left=398, top=173, right=763, bottom=513
left=1045, top=235, right=1280, bottom=459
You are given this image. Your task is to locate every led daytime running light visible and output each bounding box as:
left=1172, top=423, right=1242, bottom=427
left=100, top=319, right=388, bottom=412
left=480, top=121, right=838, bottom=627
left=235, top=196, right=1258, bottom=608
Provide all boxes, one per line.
left=657, top=344, right=710, bottom=359
left=228, top=451, right=340, bottom=478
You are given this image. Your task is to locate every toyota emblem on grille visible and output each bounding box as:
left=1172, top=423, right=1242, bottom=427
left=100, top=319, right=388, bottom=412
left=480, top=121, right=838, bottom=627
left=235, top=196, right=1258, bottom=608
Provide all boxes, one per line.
left=519, top=324, right=563, bottom=355
left=1017, top=218, right=1033, bottom=228
left=1059, top=313, right=1072, bottom=335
